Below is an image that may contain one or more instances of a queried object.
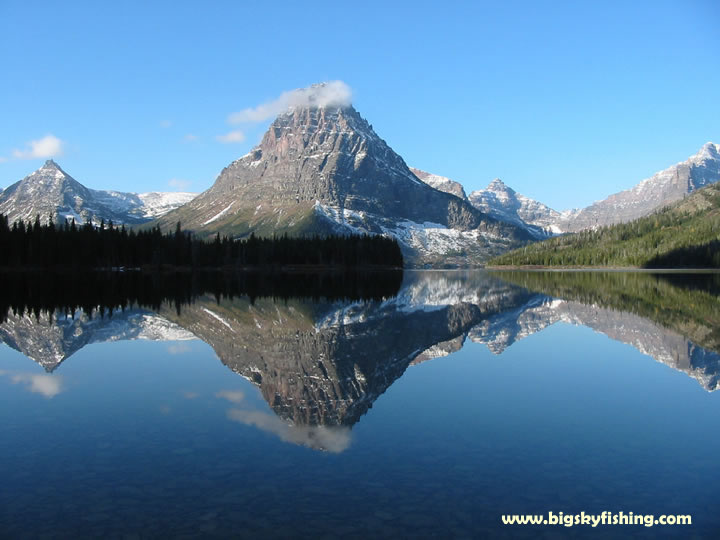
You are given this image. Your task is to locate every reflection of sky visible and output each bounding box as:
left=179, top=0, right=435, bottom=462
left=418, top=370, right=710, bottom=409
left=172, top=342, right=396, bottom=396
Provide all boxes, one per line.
left=0, top=370, right=62, bottom=398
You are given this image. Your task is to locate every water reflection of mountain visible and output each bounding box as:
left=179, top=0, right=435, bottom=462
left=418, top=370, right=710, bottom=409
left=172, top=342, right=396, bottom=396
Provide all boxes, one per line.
left=157, top=280, right=510, bottom=427
left=0, top=308, right=195, bottom=371
left=2, top=270, right=719, bottom=450
left=487, top=271, right=720, bottom=391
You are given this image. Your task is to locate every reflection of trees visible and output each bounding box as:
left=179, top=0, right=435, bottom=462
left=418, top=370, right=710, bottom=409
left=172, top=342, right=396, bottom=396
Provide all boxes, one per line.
left=0, top=270, right=403, bottom=323
left=492, top=270, right=720, bottom=353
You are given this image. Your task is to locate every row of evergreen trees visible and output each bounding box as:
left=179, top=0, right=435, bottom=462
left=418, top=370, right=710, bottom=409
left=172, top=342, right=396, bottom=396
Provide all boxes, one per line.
left=0, top=214, right=404, bottom=269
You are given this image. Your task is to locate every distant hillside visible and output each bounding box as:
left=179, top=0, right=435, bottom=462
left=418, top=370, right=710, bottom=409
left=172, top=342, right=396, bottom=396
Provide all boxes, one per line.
left=489, top=182, right=720, bottom=268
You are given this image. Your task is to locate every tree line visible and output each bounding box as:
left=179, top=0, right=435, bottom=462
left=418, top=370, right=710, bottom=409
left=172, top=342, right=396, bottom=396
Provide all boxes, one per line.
left=0, top=214, right=404, bottom=269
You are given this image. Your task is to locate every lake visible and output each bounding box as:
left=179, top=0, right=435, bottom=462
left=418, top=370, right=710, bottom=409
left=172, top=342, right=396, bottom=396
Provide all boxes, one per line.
left=1, top=270, right=719, bottom=538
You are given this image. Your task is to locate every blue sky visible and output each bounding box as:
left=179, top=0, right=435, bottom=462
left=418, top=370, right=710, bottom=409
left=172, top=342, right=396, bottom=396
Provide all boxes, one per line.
left=1, top=0, right=718, bottom=210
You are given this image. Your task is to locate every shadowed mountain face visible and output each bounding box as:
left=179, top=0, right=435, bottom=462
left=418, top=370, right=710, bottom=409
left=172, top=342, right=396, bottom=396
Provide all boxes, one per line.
left=2, top=271, right=719, bottom=450
left=154, top=100, right=531, bottom=267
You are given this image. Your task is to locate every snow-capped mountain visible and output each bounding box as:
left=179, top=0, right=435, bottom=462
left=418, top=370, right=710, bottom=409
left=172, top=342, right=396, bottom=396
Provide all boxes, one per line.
left=416, top=142, right=720, bottom=236
left=409, top=167, right=468, bottom=200
left=558, top=142, right=720, bottom=232
left=0, top=160, right=197, bottom=226
left=468, top=178, right=571, bottom=238
left=153, top=84, right=532, bottom=267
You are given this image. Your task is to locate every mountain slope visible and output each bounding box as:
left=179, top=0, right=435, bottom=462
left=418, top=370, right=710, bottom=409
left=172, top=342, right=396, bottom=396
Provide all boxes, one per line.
left=489, top=182, right=720, bottom=267
left=559, top=142, right=720, bottom=232
left=0, top=160, right=196, bottom=226
left=409, top=167, right=468, bottom=200
left=154, top=92, right=531, bottom=267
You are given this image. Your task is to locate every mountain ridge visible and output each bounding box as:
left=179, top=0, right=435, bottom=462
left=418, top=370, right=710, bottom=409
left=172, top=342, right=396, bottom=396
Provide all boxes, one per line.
left=0, top=159, right=197, bottom=226
left=415, top=142, right=720, bottom=235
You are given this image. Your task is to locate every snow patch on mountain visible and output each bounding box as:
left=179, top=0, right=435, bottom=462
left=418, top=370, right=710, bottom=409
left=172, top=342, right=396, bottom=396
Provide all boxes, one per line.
left=314, top=202, right=514, bottom=266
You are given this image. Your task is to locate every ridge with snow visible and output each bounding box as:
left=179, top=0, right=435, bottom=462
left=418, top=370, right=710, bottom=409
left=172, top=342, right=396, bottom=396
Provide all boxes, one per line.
left=0, top=160, right=197, bottom=227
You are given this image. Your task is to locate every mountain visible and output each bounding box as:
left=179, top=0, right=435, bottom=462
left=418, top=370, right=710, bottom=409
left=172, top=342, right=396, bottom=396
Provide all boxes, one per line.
left=409, top=167, right=468, bottom=200
left=153, top=88, right=532, bottom=267
left=489, top=181, right=720, bottom=267
left=559, top=142, right=720, bottom=232
left=419, top=142, right=720, bottom=237
left=0, top=307, right=196, bottom=372
left=0, top=160, right=197, bottom=226
left=468, top=178, right=569, bottom=238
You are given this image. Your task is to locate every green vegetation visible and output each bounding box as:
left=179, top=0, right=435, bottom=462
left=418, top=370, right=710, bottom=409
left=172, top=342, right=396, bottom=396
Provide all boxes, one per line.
left=0, top=214, right=404, bottom=269
left=489, top=183, right=720, bottom=268
left=493, top=270, right=720, bottom=353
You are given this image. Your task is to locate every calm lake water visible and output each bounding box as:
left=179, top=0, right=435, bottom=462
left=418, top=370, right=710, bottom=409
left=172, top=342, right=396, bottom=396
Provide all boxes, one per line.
left=1, top=270, right=719, bottom=538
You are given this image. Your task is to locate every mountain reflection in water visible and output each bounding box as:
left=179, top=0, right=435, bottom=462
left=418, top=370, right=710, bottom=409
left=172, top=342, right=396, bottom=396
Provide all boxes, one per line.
left=1, top=269, right=719, bottom=452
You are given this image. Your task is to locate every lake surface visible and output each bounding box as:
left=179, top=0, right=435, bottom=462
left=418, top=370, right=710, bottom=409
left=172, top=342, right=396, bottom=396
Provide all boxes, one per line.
left=1, top=270, right=719, bottom=538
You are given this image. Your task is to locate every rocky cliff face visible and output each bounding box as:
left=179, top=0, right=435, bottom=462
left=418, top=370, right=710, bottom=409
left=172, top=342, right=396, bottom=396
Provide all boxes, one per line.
left=0, top=160, right=196, bottom=226
left=558, top=142, right=720, bottom=232
left=155, top=92, right=531, bottom=267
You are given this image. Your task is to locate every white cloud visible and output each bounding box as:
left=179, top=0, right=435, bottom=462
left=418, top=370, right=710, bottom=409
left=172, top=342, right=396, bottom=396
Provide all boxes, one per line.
left=12, top=134, right=64, bottom=159
left=228, top=81, right=352, bottom=124
left=216, top=130, right=246, bottom=144
left=160, top=120, right=173, bottom=128
left=183, top=134, right=198, bottom=142
left=0, top=156, right=7, bottom=163
left=168, top=342, right=191, bottom=354
left=227, top=408, right=351, bottom=453
left=10, top=373, right=63, bottom=398
left=216, top=390, right=245, bottom=404
left=167, top=178, right=193, bottom=192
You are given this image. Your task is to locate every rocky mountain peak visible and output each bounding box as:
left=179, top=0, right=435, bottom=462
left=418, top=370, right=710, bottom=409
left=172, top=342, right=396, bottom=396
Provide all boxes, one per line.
left=695, top=141, right=720, bottom=161
left=0, top=162, right=196, bottom=227
left=257, top=104, right=376, bottom=160
left=155, top=94, right=532, bottom=266
left=486, top=178, right=514, bottom=194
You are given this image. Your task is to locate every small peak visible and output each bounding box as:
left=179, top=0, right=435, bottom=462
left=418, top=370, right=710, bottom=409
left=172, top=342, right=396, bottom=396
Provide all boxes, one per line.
left=695, top=142, right=720, bottom=160
left=488, top=178, right=511, bottom=190
left=43, top=159, right=59, bottom=169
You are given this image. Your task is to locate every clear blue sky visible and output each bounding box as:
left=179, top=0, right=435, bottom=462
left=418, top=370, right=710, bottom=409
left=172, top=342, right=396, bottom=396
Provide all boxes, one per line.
left=1, top=0, right=718, bottom=210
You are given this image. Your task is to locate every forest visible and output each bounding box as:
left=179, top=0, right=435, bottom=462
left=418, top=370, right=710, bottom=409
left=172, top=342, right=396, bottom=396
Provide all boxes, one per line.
left=489, top=183, right=720, bottom=268
left=0, top=215, right=404, bottom=269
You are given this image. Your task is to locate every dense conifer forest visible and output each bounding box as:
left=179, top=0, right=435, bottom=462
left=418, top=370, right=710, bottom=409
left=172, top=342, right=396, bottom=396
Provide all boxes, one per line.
left=0, top=215, right=404, bottom=269
left=489, top=183, right=720, bottom=268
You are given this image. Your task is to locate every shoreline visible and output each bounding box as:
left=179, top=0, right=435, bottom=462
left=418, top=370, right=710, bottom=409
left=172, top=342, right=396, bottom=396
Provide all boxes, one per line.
left=486, top=265, right=720, bottom=273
